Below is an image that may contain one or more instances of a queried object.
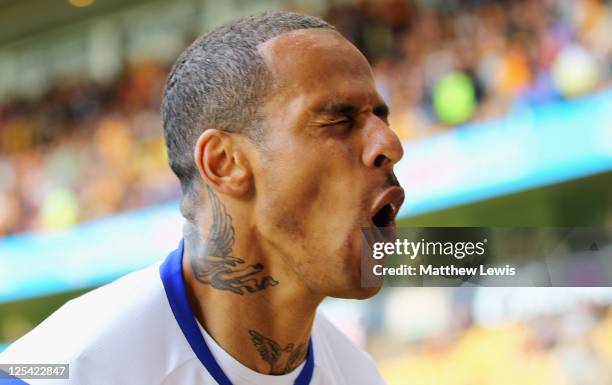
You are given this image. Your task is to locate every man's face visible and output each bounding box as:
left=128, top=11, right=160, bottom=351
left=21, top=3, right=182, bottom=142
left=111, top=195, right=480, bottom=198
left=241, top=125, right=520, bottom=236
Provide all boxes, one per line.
left=253, top=29, right=404, bottom=299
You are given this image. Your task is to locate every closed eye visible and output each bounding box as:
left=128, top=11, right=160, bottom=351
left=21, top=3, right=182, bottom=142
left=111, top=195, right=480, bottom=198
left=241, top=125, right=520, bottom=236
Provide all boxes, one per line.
left=322, top=119, right=353, bottom=127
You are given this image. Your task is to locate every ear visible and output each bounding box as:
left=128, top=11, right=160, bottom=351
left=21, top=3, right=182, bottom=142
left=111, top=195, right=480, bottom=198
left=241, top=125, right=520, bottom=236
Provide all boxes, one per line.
left=194, top=129, right=253, bottom=198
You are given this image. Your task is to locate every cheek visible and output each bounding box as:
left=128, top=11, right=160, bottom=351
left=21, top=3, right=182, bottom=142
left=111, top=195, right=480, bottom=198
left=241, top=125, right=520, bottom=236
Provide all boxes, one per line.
left=258, top=135, right=364, bottom=245
left=256, top=147, right=323, bottom=242
left=290, top=141, right=362, bottom=228
left=271, top=175, right=322, bottom=240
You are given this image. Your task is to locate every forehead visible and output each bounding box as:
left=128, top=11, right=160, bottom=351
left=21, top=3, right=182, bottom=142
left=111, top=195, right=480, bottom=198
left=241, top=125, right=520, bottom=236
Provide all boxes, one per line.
left=258, top=29, right=379, bottom=109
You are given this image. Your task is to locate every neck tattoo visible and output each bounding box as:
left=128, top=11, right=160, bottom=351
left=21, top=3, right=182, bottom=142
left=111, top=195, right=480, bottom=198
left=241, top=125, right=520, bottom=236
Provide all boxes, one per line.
left=249, top=330, right=308, bottom=374
left=186, top=185, right=279, bottom=295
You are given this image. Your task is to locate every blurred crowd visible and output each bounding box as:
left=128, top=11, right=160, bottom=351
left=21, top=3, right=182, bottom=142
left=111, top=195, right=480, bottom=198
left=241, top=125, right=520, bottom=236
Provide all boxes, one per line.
left=379, top=302, right=612, bottom=385
left=327, top=0, right=612, bottom=139
left=0, top=62, right=179, bottom=235
left=1, top=0, right=612, bottom=235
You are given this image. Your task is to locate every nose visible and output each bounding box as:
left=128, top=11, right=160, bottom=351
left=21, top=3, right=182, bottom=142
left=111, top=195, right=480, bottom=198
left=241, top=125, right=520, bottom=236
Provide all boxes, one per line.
left=362, top=116, right=404, bottom=170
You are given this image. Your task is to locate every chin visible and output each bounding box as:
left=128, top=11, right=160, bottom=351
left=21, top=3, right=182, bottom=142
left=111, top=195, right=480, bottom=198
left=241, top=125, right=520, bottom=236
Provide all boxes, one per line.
left=325, top=282, right=383, bottom=300
left=348, top=284, right=383, bottom=300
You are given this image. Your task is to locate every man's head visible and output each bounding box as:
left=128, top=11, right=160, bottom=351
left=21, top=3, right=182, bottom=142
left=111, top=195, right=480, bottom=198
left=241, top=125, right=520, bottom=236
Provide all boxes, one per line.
left=162, top=11, right=404, bottom=299
left=162, top=12, right=331, bottom=209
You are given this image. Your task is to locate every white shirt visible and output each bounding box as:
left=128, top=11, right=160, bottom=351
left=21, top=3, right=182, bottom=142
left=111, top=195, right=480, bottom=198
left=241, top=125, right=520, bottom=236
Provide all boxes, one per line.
left=0, top=242, right=386, bottom=385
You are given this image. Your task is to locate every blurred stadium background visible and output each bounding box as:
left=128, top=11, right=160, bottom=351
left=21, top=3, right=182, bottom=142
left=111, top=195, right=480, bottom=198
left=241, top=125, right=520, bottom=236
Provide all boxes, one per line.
left=1, top=0, right=612, bottom=384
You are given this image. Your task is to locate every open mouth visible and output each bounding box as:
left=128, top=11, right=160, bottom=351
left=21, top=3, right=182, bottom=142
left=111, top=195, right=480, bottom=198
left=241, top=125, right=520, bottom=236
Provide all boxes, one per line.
left=372, top=203, right=396, bottom=227
left=370, top=187, right=405, bottom=228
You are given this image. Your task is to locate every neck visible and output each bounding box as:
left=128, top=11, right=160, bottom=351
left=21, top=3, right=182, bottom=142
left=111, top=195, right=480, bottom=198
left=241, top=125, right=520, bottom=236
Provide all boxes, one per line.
left=181, top=186, right=323, bottom=375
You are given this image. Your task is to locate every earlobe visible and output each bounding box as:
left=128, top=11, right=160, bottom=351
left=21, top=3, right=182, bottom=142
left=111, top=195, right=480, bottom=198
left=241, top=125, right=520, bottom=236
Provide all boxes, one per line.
left=194, top=130, right=253, bottom=199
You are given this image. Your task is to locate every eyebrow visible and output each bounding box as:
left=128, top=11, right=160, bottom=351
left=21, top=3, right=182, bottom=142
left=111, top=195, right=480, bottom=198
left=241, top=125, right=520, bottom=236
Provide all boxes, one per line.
left=315, top=100, right=390, bottom=118
left=315, top=101, right=360, bottom=116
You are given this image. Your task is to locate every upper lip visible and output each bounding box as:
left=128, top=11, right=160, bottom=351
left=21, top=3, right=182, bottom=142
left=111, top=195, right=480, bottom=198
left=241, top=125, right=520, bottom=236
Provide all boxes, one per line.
left=370, top=186, right=405, bottom=225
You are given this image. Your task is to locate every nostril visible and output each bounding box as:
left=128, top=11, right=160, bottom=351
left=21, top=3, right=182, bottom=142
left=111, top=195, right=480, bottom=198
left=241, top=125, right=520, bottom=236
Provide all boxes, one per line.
left=374, top=154, right=389, bottom=168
